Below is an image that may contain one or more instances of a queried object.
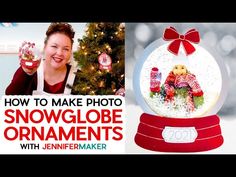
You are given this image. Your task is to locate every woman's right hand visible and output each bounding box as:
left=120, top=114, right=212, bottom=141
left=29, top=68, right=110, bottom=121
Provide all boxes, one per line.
left=21, top=59, right=41, bottom=76
left=21, top=65, right=38, bottom=75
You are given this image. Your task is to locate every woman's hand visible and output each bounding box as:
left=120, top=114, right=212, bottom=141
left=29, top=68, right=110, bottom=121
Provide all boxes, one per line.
left=21, top=59, right=41, bottom=75
left=20, top=58, right=41, bottom=75
left=21, top=66, right=38, bottom=75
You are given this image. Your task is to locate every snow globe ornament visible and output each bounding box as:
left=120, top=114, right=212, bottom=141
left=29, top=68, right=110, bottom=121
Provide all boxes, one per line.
left=133, top=27, right=229, bottom=152
left=98, top=52, right=112, bottom=71
left=19, top=41, right=42, bottom=69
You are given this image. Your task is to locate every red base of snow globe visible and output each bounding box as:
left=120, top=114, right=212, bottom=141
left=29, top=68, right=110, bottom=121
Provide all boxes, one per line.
left=20, top=58, right=41, bottom=69
left=135, top=113, right=223, bottom=152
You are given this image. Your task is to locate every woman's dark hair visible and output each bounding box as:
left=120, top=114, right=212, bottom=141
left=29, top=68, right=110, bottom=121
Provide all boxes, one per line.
left=44, top=22, right=75, bottom=45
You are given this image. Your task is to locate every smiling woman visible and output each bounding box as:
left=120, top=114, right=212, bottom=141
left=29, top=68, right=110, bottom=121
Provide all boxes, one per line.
left=0, top=23, right=87, bottom=97
left=5, top=23, right=78, bottom=96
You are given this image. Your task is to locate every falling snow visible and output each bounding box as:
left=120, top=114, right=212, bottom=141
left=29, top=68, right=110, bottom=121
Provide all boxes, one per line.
left=140, top=44, right=222, bottom=118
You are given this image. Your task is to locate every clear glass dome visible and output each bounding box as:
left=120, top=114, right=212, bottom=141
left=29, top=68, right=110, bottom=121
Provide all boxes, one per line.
left=133, top=38, right=229, bottom=118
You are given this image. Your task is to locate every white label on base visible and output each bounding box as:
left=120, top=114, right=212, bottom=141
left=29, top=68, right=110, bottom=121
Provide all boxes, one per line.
left=25, top=62, right=33, bottom=66
left=162, top=126, right=198, bottom=143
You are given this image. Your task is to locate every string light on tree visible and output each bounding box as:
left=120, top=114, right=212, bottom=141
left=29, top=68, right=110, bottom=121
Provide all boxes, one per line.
left=98, top=80, right=105, bottom=87
left=119, top=23, right=125, bottom=29
left=89, top=90, right=95, bottom=95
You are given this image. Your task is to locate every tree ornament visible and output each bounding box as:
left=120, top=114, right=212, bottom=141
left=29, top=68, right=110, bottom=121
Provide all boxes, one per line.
left=115, top=87, right=125, bottom=97
left=98, top=52, right=112, bottom=71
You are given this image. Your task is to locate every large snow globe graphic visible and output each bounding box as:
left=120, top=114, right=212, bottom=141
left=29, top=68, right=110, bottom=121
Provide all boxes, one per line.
left=133, top=27, right=229, bottom=152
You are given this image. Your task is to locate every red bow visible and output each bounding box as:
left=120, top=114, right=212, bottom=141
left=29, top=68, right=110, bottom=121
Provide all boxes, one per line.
left=163, top=27, right=200, bottom=56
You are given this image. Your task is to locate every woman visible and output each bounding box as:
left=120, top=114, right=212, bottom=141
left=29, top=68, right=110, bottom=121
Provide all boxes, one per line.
left=5, top=23, right=76, bottom=95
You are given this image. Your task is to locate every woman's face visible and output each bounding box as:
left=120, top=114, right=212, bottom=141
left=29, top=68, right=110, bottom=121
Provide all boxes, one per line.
left=44, top=33, right=72, bottom=70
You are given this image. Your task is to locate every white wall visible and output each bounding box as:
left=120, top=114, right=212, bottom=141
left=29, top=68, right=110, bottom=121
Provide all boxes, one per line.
left=0, top=23, right=86, bottom=53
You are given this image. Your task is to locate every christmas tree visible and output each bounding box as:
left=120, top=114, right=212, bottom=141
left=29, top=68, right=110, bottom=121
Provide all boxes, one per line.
left=71, top=22, right=125, bottom=95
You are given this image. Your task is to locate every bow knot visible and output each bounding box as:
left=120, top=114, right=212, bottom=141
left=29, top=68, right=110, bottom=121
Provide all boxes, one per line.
left=163, top=27, right=200, bottom=56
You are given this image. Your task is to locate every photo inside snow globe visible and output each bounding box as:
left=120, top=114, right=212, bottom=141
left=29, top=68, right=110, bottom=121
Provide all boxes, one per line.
left=134, top=27, right=229, bottom=119
left=133, top=27, right=229, bottom=152
left=19, top=41, right=42, bottom=69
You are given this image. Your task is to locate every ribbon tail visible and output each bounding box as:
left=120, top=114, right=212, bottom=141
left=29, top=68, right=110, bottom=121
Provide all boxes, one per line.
left=182, top=40, right=195, bottom=55
left=168, top=40, right=181, bottom=55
